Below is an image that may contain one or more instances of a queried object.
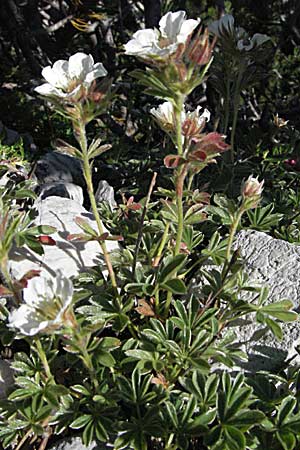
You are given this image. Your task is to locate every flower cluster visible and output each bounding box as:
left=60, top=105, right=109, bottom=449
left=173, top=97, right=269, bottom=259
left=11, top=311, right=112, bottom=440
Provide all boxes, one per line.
left=150, top=100, right=228, bottom=170
left=242, top=175, right=264, bottom=209
left=35, top=52, right=107, bottom=102
left=124, top=11, right=199, bottom=61
left=209, top=14, right=269, bottom=52
left=9, top=271, right=74, bottom=336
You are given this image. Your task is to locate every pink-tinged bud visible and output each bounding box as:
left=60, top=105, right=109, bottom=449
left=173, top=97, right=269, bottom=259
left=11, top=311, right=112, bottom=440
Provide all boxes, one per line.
left=164, top=154, right=186, bottom=168
left=38, top=235, right=56, bottom=245
left=196, top=132, right=230, bottom=154
left=284, top=158, right=297, bottom=168
left=242, top=175, right=264, bottom=198
left=188, top=132, right=230, bottom=164
left=187, top=28, right=215, bottom=66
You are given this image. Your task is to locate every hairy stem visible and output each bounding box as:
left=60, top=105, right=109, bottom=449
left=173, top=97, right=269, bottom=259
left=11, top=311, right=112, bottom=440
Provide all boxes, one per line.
left=77, top=119, right=117, bottom=290
left=152, top=222, right=170, bottom=267
left=132, top=172, right=157, bottom=277
left=226, top=208, right=244, bottom=260
left=35, top=338, right=53, bottom=381
left=230, top=63, right=244, bottom=163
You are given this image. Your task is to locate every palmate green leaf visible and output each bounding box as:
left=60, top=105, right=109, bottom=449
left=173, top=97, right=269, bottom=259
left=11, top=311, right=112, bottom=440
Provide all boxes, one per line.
left=204, top=425, right=222, bottom=446
left=13, top=189, right=37, bottom=200
left=276, top=430, right=296, bottom=450
left=23, top=235, right=44, bottom=255
left=224, top=425, right=246, bottom=450
left=82, top=420, right=95, bottom=447
left=229, top=409, right=265, bottom=430
left=159, top=254, right=186, bottom=282
left=70, top=414, right=92, bottom=430
left=125, top=349, right=155, bottom=361
left=189, top=356, right=210, bottom=372
left=247, top=204, right=283, bottom=231
left=25, top=225, right=56, bottom=236
left=95, top=350, right=116, bottom=367
left=71, top=384, right=91, bottom=396
left=165, top=401, right=179, bottom=428
left=277, top=396, right=297, bottom=426
left=265, top=317, right=283, bottom=340
left=160, top=278, right=187, bottom=295
left=260, top=299, right=298, bottom=322
left=181, top=396, right=197, bottom=425
left=187, top=408, right=216, bottom=432
left=226, top=388, right=252, bottom=420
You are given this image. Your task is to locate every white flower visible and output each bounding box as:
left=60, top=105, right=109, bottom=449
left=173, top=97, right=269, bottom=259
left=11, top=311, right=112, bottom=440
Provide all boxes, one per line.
left=209, top=14, right=269, bottom=52
left=124, top=11, right=199, bottom=60
left=237, top=33, right=270, bottom=51
left=151, top=102, right=210, bottom=139
left=8, top=272, right=74, bottom=336
left=185, top=106, right=210, bottom=126
left=150, top=101, right=175, bottom=128
left=35, top=52, right=107, bottom=100
left=208, top=14, right=235, bottom=37
left=242, top=175, right=264, bottom=198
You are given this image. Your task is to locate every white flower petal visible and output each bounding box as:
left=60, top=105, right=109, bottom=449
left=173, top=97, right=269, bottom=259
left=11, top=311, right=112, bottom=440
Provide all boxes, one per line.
left=41, top=65, right=60, bottom=87
left=85, top=62, right=107, bottom=84
left=10, top=272, right=74, bottom=336
left=159, top=11, right=186, bottom=41
left=150, top=101, right=174, bottom=125
left=208, top=14, right=234, bottom=37
left=201, top=108, right=211, bottom=122
left=251, top=33, right=270, bottom=47
left=34, top=83, right=64, bottom=97
left=52, top=60, right=70, bottom=89
left=124, top=29, right=159, bottom=56
left=177, top=18, right=200, bottom=43
left=68, top=52, right=94, bottom=80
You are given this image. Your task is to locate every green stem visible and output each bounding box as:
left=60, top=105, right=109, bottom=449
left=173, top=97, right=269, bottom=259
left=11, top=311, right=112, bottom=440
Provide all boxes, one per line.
left=152, top=222, right=170, bottom=268
left=226, top=208, right=244, bottom=261
left=35, top=338, right=53, bottom=381
left=165, top=97, right=186, bottom=317
left=223, top=75, right=230, bottom=135
left=77, top=120, right=118, bottom=290
left=230, top=63, right=244, bottom=163
left=80, top=342, right=99, bottom=389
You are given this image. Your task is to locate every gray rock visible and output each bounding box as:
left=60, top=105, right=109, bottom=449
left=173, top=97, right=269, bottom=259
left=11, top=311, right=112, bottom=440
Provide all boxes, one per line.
left=94, top=180, right=117, bottom=209
left=0, top=121, right=20, bottom=146
left=192, top=229, right=300, bottom=371
left=35, top=152, right=84, bottom=187
left=48, top=436, right=109, bottom=450
left=8, top=196, right=119, bottom=280
left=0, top=359, right=14, bottom=399
left=38, top=182, right=84, bottom=205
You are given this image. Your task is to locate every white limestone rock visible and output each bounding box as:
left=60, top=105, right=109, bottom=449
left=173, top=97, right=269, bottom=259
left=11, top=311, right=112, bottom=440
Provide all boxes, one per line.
left=38, top=182, right=84, bottom=205
left=48, top=436, right=110, bottom=450
left=8, top=196, right=118, bottom=280
left=192, top=229, right=300, bottom=371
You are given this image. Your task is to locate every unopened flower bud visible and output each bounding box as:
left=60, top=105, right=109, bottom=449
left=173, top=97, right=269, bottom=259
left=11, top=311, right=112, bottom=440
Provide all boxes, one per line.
left=273, top=114, right=289, bottom=128
left=242, top=175, right=264, bottom=208
left=187, top=28, right=215, bottom=66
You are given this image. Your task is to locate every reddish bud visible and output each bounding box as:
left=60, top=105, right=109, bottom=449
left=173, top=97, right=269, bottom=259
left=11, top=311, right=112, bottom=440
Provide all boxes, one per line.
left=38, top=235, right=56, bottom=245
left=195, top=132, right=230, bottom=154
left=187, top=28, right=215, bottom=66
left=164, top=154, right=186, bottom=168
left=135, top=299, right=155, bottom=317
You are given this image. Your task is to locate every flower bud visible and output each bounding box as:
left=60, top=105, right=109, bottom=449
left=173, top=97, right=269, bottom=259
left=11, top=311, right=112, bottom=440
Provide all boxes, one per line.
left=242, top=175, right=264, bottom=208
left=187, top=28, right=215, bottom=66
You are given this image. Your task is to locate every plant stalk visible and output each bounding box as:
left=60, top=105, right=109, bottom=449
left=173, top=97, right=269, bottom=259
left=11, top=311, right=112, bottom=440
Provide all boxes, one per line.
left=77, top=119, right=117, bottom=290
left=226, top=207, right=244, bottom=260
